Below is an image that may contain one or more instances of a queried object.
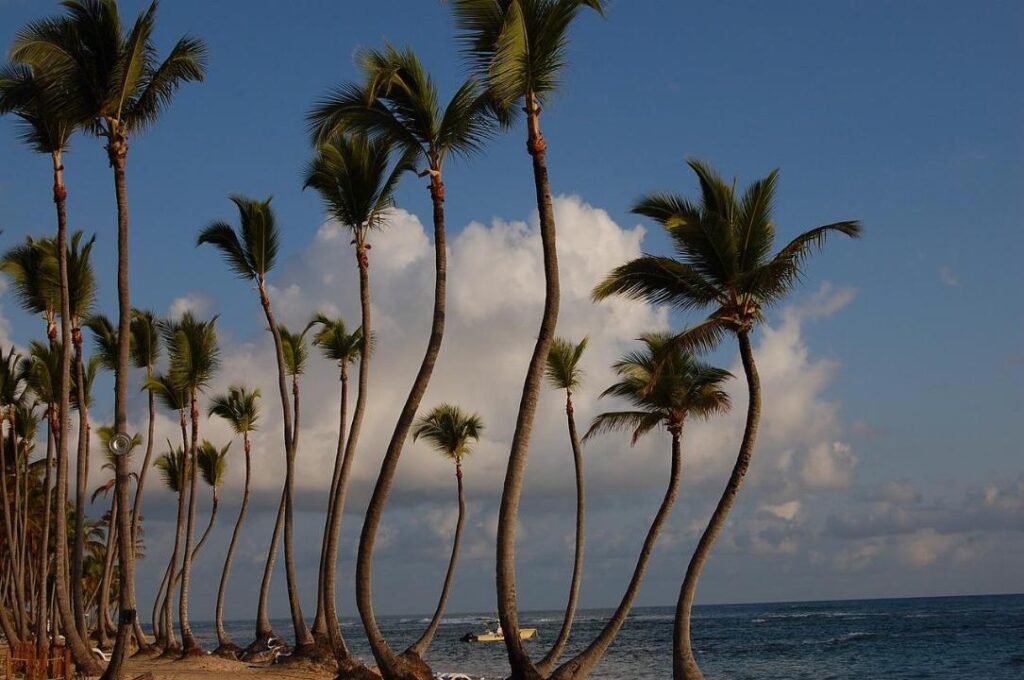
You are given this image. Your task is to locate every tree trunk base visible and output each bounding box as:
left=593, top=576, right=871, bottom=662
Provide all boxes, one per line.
left=159, top=644, right=182, bottom=659
left=180, top=645, right=207, bottom=658
left=336, top=655, right=381, bottom=680
left=379, top=650, right=434, bottom=680
left=277, top=641, right=336, bottom=670
left=213, top=642, right=243, bottom=660
left=131, top=643, right=159, bottom=658
left=240, top=633, right=287, bottom=664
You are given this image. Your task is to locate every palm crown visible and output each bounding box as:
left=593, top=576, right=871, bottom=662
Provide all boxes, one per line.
left=308, top=313, right=365, bottom=366
left=594, top=159, right=862, bottom=349
left=9, top=0, right=207, bottom=140
left=84, top=314, right=118, bottom=371
left=0, top=62, right=83, bottom=154
left=278, top=325, right=310, bottom=378
left=144, top=372, right=188, bottom=414
left=303, top=132, right=414, bottom=244
left=585, top=333, right=732, bottom=445
left=308, top=45, right=494, bottom=169
left=545, top=336, right=588, bottom=392
left=154, top=442, right=189, bottom=494
left=197, top=440, right=229, bottom=490
left=197, top=195, right=280, bottom=283
left=207, top=386, right=261, bottom=435
left=130, top=308, right=160, bottom=369
left=413, top=403, right=484, bottom=463
left=1, top=236, right=60, bottom=328
left=451, top=0, right=607, bottom=111
left=160, top=312, right=220, bottom=396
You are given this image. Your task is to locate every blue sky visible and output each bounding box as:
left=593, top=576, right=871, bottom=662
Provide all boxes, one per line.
left=1, top=1, right=1021, bottom=620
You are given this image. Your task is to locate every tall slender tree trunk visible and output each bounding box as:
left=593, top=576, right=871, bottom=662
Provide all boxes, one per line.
left=551, top=429, right=684, bottom=680
left=407, top=459, right=465, bottom=658
left=312, top=370, right=347, bottom=647
left=0, top=592, right=18, bottom=648
left=257, top=279, right=314, bottom=652
left=97, top=495, right=118, bottom=649
left=130, top=372, right=156, bottom=654
left=72, top=338, right=90, bottom=637
left=213, top=433, right=252, bottom=657
left=355, top=172, right=447, bottom=680
left=102, top=132, right=140, bottom=680
left=54, top=148, right=104, bottom=675
left=324, top=364, right=361, bottom=668
left=497, top=95, right=559, bottom=680
left=536, top=392, right=586, bottom=675
left=159, top=414, right=189, bottom=655
left=674, top=332, right=760, bottom=680
left=0, top=418, right=23, bottom=647
left=35, top=418, right=56, bottom=654
left=179, top=396, right=203, bottom=655
left=246, top=493, right=284, bottom=654
left=12, top=416, right=27, bottom=641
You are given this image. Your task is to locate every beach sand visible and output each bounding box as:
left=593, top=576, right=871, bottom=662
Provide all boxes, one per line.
left=119, top=653, right=347, bottom=680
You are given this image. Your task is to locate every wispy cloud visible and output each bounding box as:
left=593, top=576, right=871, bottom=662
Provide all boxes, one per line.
left=939, top=266, right=960, bottom=287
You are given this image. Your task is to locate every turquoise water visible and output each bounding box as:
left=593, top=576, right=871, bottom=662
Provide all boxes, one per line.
left=187, top=594, right=1024, bottom=679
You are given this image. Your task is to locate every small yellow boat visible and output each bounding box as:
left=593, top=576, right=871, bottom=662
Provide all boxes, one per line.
left=461, top=625, right=537, bottom=643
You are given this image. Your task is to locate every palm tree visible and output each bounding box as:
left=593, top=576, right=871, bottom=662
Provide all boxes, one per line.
left=537, top=337, right=588, bottom=674
left=0, top=347, right=27, bottom=648
left=161, top=312, right=219, bottom=655
left=11, top=5, right=207, bottom=670
left=127, top=309, right=159, bottom=649
left=547, top=334, right=731, bottom=680
left=593, top=159, right=861, bottom=679
left=195, top=440, right=228, bottom=555
left=307, top=45, right=494, bottom=675
left=207, top=386, right=260, bottom=657
left=409, top=404, right=483, bottom=659
left=303, top=135, right=412, bottom=666
left=152, top=440, right=189, bottom=652
left=19, top=341, right=62, bottom=651
left=450, top=3, right=606, bottom=672
left=196, top=195, right=315, bottom=654
left=306, top=314, right=363, bottom=657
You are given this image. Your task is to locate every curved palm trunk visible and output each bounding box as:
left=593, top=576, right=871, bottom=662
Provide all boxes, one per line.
left=97, top=495, right=119, bottom=649
left=158, top=413, right=190, bottom=655
left=324, top=365, right=363, bottom=666
left=54, top=149, right=104, bottom=676
left=130, top=375, right=157, bottom=655
left=257, top=280, right=314, bottom=653
left=550, top=429, right=683, bottom=680
left=179, top=397, right=204, bottom=654
left=213, top=434, right=252, bottom=656
left=72, top=338, right=90, bottom=637
left=497, top=95, right=560, bottom=680
left=355, top=174, right=447, bottom=680
left=674, top=332, right=760, bottom=680
left=0, top=594, right=18, bottom=648
left=408, top=459, right=465, bottom=657
left=536, top=392, right=586, bottom=675
left=102, top=134, right=141, bottom=680
left=312, top=373, right=347, bottom=647
left=35, top=419, right=56, bottom=654
left=0, top=420, right=23, bottom=647
left=246, top=493, right=284, bottom=654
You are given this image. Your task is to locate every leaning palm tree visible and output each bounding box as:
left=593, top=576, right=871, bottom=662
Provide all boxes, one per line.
left=547, top=334, right=731, bottom=680
left=161, top=312, right=219, bottom=655
left=593, top=159, right=861, bottom=679
left=537, top=336, right=588, bottom=673
left=144, top=371, right=190, bottom=653
left=307, top=45, right=494, bottom=674
left=450, top=3, right=607, bottom=672
left=306, top=314, right=363, bottom=655
left=11, top=5, right=207, bottom=669
left=409, top=404, right=483, bottom=658
left=207, top=386, right=260, bottom=658
left=152, top=441, right=189, bottom=652
left=196, top=195, right=314, bottom=655
left=303, top=134, right=412, bottom=667
left=195, top=440, right=228, bottom=556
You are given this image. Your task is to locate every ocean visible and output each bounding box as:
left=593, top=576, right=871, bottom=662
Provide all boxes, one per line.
left=188, top=594, right=1024, bottom=679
